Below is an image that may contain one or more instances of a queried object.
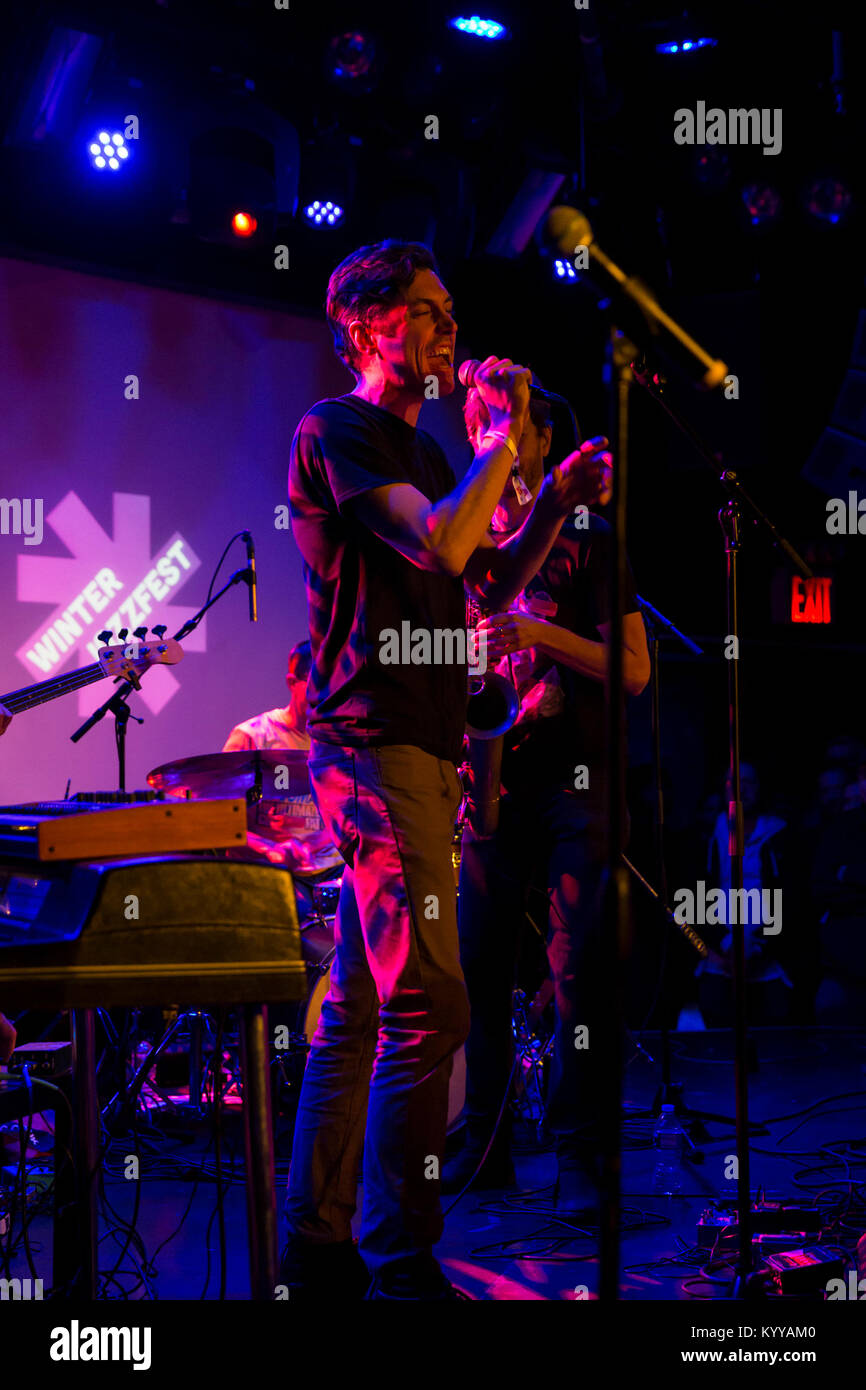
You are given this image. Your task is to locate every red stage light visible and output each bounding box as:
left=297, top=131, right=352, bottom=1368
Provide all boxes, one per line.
left=231, top=211, right=257, bottom=237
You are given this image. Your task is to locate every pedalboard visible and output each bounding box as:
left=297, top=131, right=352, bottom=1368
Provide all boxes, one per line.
left=765, top=1247, right=845, bottom=1295
left=697, top=1200, right=822, bottom=1248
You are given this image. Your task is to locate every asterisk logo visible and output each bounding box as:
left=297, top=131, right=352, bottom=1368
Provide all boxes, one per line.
left=15, top=492, right=203, bottom=714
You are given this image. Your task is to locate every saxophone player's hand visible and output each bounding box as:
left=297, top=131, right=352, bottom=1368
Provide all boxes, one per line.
left=538, top=436, right=612, bottom=515
left=477, top=611, right=547, bottom=661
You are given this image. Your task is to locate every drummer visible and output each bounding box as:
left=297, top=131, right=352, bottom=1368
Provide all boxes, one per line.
left=223, top=640, right=343, bottom=881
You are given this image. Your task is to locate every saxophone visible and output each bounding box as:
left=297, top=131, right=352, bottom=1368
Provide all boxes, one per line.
left=464, top=593, right=520, bottom=837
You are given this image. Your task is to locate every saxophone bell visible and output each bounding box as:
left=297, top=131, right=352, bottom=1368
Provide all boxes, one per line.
left=465, top=674, right=520, bottom=838
left=466, top=670, right=520, bottom=741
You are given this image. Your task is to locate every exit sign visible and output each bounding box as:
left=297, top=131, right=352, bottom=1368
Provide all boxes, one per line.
left=791, top=576, right=832, bottom=624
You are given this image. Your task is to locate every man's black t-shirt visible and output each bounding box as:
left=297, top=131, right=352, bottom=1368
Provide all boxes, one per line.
left=498, top=511, right=640, bottom=797
left=288, top=394, right=467, bottom=764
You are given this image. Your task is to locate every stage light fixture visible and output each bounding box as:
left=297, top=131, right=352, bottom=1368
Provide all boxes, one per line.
left=304, top=200, right=344, bottom=227
left=231, top=211, right=258, bottom=237
left=328, top=31, right=378, bottom=91
left=4, top=26, right=103, bottom=148
left=554, top=257, right=578, bottom=282
left=655, top=37, right=717, bottom=54
left=693, top=147, right=731, bottom=191
left=802, top=176, right=852, bottom=225
left=88, top=130, right=129, bottom=171
left=450, top=16, right=507, bottom=40
left=803, top=309, right=866, bottom=502
left=485, top=170, right=566, bottom=258
left=741, top=182, right=782, bottom=226
left=187, top=115, right=298, bottom=247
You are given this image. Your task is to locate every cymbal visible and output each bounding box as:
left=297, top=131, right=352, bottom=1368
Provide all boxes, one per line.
left=147, top=749, right=311, bottom=800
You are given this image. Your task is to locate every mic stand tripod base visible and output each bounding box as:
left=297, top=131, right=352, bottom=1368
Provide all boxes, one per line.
left=732, top=1270, right=769, bottom=1301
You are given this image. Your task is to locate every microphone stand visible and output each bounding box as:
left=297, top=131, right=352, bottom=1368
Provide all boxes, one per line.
left=596, top=323, right=638, bottom=1302
left=551, top=228, right=728, bottom=1299
left=70, top=565, right=255, bottom=790
left=641, top=591, right=700, bottom=1110
left=543, top=216, right=792, bottom=1294
left=629, top=362, right=812, bottom=1299
left=642, top=590, right=694, bottom=1103
left=629, top=594, right=743, bottom=1133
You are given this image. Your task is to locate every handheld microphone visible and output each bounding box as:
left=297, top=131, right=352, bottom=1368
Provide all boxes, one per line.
left=242, top=531, right=258, bottom=622
left=458, top=359, right=556, bottom=401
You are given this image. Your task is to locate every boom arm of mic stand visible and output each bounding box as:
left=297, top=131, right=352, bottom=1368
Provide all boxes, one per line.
left=719, top=472, right=813, bottom=580
left=621, top=853, right=708, bottom=959
left=630, top=365, right=813, bottom=580
left=172, top=567, right=252, bottom=643
left=636, top=594, right=703, bottom=656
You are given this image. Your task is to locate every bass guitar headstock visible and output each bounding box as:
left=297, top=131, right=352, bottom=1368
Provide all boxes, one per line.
left=95, top=626, right=184, bottom=689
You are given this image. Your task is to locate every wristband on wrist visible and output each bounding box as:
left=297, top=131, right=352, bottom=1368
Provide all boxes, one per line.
left=482, top=429, right=518, bottom=463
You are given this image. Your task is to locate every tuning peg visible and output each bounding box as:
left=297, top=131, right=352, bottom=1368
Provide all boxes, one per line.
left=152, top=624, right=167, bottom=638
left=133, top=627, right=148, bottom=640
left=97, top=630, right=113, bottom=644
left=117, top=628, right=129, bottom=642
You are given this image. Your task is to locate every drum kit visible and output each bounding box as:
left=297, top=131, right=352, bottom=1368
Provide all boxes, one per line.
left=146, top=747, right=471, bottom=1125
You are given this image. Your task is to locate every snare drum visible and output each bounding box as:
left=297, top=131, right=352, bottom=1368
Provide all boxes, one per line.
left=292, top=871, right=342, bottom=928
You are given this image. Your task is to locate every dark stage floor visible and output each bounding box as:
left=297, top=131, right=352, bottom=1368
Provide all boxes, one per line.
left=6, top=1027, right=865, bottom=1301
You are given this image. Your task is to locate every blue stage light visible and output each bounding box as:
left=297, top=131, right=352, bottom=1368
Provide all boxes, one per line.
left=450, top=16, right=507, bottom=40
left=304, top=200, right=344, bottom=227
left=554, top=258, right=578, bottom=282
left=88, top=130, right=129, bottom=171
left=655, top=37, right=717, bottom=55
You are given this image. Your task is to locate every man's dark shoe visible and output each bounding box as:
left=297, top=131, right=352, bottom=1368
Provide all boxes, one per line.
left=440, top=1141, right=516, bottom=1194
left=278, top=1235, right=370, bottom=1300
left=365, top=1253, right=469, bottom=1301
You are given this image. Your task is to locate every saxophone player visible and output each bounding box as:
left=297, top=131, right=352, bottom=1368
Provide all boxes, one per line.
left=446, top=381, right=650, bottom=1213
